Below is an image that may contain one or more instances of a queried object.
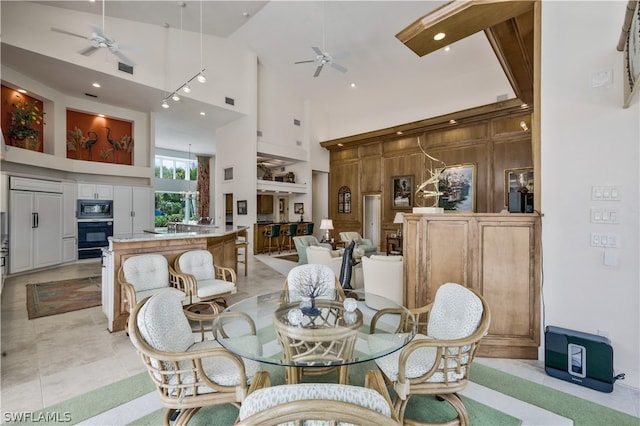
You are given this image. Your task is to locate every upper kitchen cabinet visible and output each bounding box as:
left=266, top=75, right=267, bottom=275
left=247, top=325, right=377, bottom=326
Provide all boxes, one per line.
left=78, top=183, right=113, bottom=200
left=257, top=194, right=274, bottom=214
left=113, top=185, right=152, bottom=237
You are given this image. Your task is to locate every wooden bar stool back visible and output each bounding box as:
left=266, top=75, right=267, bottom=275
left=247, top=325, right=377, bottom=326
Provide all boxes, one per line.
left=263, top=224, right=281, bottom=255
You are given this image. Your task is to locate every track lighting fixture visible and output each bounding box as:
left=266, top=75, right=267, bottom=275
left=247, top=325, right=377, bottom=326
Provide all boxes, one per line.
left=160, top=68, right=206, bottom=107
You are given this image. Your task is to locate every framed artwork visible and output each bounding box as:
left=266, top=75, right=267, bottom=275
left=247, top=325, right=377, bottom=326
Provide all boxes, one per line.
left=504, top=167, right=534, bottom=206
left=437, top=163, right=476, bottom=212
left=391, top=175, right=413, bottom=209
left=279, top=199, right=285, bottom=212
left=294, top=203, right=304, bottom=214
left=237, top=200, right=247, bottom=215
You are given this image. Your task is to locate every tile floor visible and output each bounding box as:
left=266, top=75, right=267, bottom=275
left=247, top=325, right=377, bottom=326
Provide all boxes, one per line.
left=1, top=253, right=638, bottom=422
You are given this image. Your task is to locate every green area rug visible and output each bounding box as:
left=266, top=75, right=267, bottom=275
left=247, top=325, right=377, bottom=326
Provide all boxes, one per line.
left=20, top=362, right=638, bottom=426
left=26, top=276, right=102, bottom=319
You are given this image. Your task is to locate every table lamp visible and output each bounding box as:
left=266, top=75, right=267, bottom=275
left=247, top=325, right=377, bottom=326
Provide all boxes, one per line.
left=393, top=212, right=404, bottom=237
left=319, top=218, right=334, bottom=242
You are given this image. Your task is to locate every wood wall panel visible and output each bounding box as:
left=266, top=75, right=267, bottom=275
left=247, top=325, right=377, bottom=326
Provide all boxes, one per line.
left=360, top=157, right=382, bottom=193
left=422, top=123, right=488, bottom=148
left=425, top=220, right=470, bottom=303
left=403, top=213, right=541, bottom=358
left=492, top=137, right=533, bottom=211
left=383, top=137, right=419, bottom=154
left=359, top=142, right=382, bottom=158
left=331, top=161, right=361, bottom=230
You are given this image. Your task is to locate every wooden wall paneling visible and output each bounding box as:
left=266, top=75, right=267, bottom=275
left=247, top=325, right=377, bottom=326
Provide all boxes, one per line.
left=476, top=217, right=540, bottom=358
left=358, top=141, right=382, bottom=158
left=360, top=156, right=382, bottom=193
left=383, top=136, right=420, bottom=155
left=492, top=136, right=533, bottom=211
left=425, top=219, right=472, bottom=305
left=492, top=113, right=532, bottom=137
left=331, top=160, right=361, bottom=230
left=421, top=123, right=488, bottom=148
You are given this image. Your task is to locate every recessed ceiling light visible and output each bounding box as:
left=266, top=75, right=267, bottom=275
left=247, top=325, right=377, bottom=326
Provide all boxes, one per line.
left=92, top=82, right=101, bottom=88
left=17, top=89, right=27, bottom=94
left=449, top=119, right=457, bottom=124
left=396, top=131, right=403, bottom=135
left=242, top=11, right=250, bottom=17
left=521, top=103, right=529, bottom=109
left=444, top=46, right=450, bottom=52
left=434, top=32, right=446, bottom=41
left=98, top=114, right=105, bottom=118
left=199, top=111, right=206, bottom=116
left=350, top=82, right=356, bottom=88
left=337, top=143, right=344, bottom=147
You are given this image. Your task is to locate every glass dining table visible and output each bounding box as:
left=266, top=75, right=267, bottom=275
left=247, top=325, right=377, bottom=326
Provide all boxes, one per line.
left=213, top=289, right=416, bottom=384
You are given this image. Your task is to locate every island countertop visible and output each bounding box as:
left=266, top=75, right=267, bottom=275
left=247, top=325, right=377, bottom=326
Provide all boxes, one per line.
left=102, top=224, right=248, bottom=332
left=109, top=225, right=249, bottom=245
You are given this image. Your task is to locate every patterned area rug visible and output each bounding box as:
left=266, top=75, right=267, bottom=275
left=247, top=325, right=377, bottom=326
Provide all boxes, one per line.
left=275, top=254, right=298, bottom=263
left=26, top=276, right=102, bottom=319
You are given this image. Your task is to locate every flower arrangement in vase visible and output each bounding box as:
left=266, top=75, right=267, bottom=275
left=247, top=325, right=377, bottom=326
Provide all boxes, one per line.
left=6, top=95, right=44, bottom=151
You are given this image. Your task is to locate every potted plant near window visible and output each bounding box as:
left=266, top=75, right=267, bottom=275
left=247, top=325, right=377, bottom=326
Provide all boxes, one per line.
left=6, top=96, right=44, bottom=151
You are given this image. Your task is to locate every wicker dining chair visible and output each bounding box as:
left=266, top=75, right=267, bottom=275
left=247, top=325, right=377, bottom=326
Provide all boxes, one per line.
left=127, top=290, right=261, bottom=426
left=236, top=370, right=400, bottom=425
left=368, top=283, right=491, bottom=425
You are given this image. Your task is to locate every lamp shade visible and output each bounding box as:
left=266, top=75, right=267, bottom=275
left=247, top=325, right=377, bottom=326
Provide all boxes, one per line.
left=319, top=219, right=334, bottom=230
left=393, top=212, right=404, bottom=224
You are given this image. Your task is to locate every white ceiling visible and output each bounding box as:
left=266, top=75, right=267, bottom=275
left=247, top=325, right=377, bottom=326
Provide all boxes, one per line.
left=2, top=1, right=511, bottom=157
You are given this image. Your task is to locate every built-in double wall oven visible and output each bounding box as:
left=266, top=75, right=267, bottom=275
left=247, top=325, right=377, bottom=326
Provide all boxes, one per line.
left=77, top=199, right=113, bottom=259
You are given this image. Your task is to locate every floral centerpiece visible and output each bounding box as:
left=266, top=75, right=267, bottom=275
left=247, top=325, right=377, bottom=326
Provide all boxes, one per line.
left=6, top=96, right=44, bottom=151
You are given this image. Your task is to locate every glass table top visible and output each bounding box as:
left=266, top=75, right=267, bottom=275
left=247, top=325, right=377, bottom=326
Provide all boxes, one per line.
left=213, top=290, right=416, bottom=368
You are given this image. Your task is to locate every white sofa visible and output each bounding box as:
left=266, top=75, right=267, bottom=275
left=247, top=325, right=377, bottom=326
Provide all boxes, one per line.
left=361, top=255, right=403, bottom=309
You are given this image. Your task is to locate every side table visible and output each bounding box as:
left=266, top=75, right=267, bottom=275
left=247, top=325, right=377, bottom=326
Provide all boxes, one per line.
left=386, top=235, right=403, bottom=255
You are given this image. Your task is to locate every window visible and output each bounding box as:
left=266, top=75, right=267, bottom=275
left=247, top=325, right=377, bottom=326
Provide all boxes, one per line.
left=338, top=186, right=351, bottom=213
left=154, top=155, right=197, bottom=181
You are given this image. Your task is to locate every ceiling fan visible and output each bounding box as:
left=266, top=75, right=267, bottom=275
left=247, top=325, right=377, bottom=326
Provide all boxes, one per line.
left=295, top=47, right=348, bottom=78
left=294, top=3, right=348, bottom=78
left=50, top=0, right=135, bottom=66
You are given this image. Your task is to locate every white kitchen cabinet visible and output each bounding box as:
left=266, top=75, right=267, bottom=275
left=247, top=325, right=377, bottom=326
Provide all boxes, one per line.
left=113, top=185, right=152, bottom=237
left=101, top=249, right=115, bottom=330
left=78, top=183, right=113, bottom=200
left=9, top=188, right=63, bottom=273
left=62, top=182, right=77, bottom=262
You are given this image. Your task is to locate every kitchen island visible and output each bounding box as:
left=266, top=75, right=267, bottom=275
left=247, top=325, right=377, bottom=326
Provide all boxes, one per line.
left=102, top=225, right=248, bottom=332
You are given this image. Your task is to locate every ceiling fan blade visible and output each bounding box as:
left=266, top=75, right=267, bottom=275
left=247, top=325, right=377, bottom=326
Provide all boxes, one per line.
left=90, top=25, right=108, bottom=40
left=294, top=60, right=315, bottom=64
left=79, top=46, right=100, bottom=56
left=330, top=62, right=348, bottom=73
left=331, top=52, right=350, bottom=61
left=50, top=27, right=89, bottom=40
left=312, top=46, right=323, bottom=56
left=313, top=64, right=324, bottom=78
left=112, top=50, right=134, bottom=66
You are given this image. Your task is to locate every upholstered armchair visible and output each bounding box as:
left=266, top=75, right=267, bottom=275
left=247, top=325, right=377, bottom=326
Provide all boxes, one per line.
left=368, top=283, right=491, bottom=425
left=173, top=249, right=237, bottom=307
left=118, top=254, right=188, bottom=314
left=236, top=370, right=400, bottom=425
left=340, top=231, right=377, bottom=257
left=362, top=255, right=403, bottom=309
left=127, top=290, right=261, bottom=426
left=306, top=245, right=343, bottom=279
left=293, top=235, right=332, bottom=264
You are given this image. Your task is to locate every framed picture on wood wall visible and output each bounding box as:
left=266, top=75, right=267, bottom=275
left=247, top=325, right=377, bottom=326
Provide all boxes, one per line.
left=392, top=175, right=413, bottom=209
left=437, top=163, right=476, bottom=212
left=504, top=167, right=534, bottom=206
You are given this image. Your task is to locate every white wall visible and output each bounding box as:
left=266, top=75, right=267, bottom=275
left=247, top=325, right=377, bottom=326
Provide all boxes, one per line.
left=541, top=1, right=639, bottom=388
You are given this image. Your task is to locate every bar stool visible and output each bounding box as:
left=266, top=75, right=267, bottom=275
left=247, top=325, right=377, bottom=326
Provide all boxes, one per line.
left=263, top=224, right=281, bottom=255
left=236, top=237, right=248, bottom=276
left=303, top=222, right=314, bottom=235
left=281, top=223, right=298, bottom=252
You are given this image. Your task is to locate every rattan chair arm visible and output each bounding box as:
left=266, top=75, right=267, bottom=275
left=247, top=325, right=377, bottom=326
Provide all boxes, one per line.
left=169, top=265, right=193, bottom=297
left=369, top=307, right=416, bottom=334
left=214, top=311, right=257, bottom=339
left=118, top=278, right=137, bottom=312
left=247, top=371, right=271, bottom=395
left=214, top=264, right=237, bottom=284
left=365, top=370, right=400, bottom=422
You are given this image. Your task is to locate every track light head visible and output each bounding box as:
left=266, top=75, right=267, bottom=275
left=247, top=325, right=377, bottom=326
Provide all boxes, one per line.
left=182, top=84, right=191, bottom=93
left=197, top=73, right=206, bottom=83
left=172, top=93, right=181, bottom=101
left=161, top=100, right=170, bottom=109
